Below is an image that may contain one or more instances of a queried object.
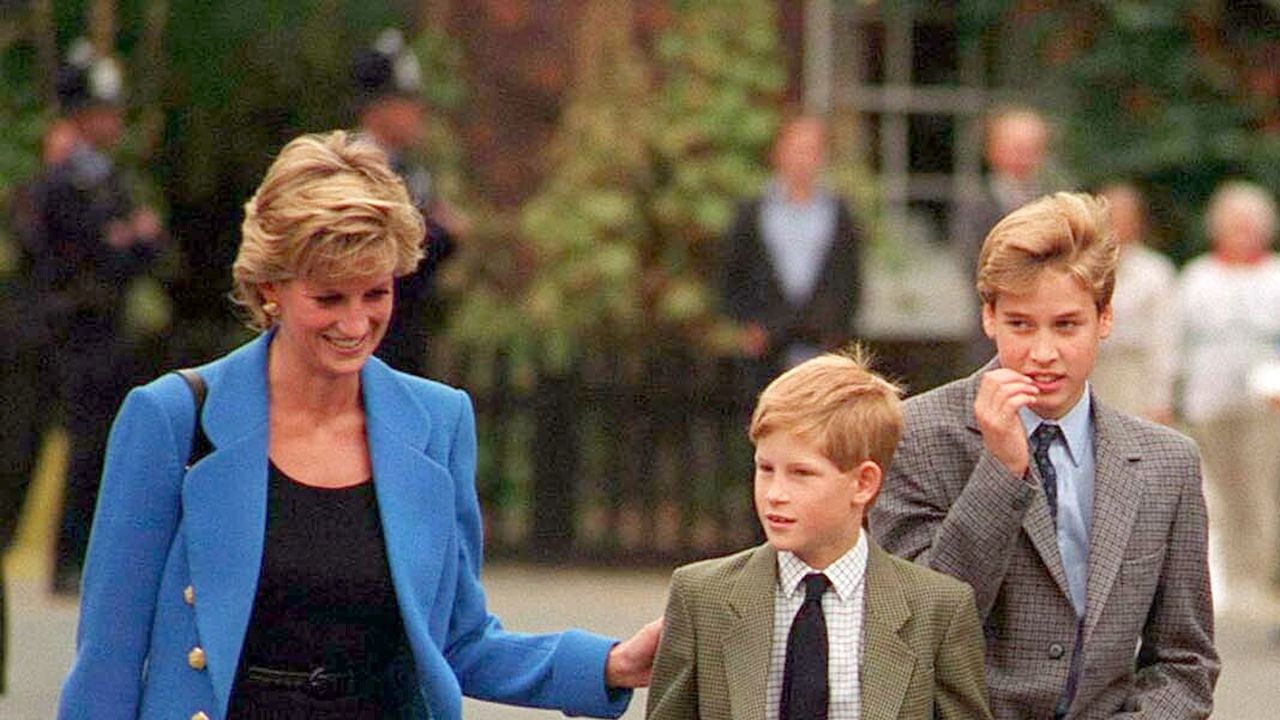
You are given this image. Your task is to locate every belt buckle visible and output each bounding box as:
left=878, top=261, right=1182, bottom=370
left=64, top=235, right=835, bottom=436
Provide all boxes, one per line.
left=304, top=667, right=349, bottom=700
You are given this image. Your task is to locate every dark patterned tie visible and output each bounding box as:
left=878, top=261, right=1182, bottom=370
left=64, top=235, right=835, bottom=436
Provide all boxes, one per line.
left=1031, top=423, right=1062, bottom=522
left=780, top=573, right=830, bottom=720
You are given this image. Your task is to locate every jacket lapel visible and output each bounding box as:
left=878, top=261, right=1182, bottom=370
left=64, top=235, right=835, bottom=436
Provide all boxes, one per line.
left=181, top=333, right=272, bottom=713
left=1082, top=402, right=1144, bottom=635
left=360, top=360, right=455, bottom=643
left=861, top=542, right=916, bottom=720
left=962, top=366, right=1074, bottom=603
left=723, top=545, right=778, bottom=720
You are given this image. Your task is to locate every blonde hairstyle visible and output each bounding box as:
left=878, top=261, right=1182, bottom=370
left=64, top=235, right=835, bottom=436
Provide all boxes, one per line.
left=1205, top=180, right=1277, bottom=242
left=231, top=130, right=425, bottom=330
left=749, top=347, right=904, bottom=473
left=977, top=191, right=1118, bottom=311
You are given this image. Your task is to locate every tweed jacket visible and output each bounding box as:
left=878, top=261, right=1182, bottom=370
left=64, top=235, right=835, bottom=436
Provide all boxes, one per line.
left=870, top=365, right=1220, bottom=719
left=58, top=332, right=628, bottom=720
left=646, top=540, right=992, bottom=720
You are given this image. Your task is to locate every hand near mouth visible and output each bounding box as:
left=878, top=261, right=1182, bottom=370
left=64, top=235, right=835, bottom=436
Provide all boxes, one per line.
left=975, top=368, right=1040, bottom=477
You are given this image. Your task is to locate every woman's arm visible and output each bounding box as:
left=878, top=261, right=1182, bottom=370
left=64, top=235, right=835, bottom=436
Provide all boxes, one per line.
left=438, top=390, right=634, bottom=718
left=58, top=381, right=188, bottom=719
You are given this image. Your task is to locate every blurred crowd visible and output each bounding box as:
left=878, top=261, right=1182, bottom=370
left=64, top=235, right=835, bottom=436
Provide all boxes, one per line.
left=3, top=26, right=1280, bottom=698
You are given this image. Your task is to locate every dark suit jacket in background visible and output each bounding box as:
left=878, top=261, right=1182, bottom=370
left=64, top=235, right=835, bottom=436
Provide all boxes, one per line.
left=870, top=366, right=1219, bottom=719
left=646, top=541, right=992, bottom=720
left=722, top=196, right=861, bottom=382
left=953, top=186, right=1010, bottom=372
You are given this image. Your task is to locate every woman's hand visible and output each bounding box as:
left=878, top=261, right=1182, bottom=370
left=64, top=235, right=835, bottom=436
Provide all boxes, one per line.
left=605, top=617, right=664, bottom=688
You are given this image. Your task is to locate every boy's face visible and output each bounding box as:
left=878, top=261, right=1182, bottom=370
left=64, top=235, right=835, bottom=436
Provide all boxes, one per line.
left=753, top=430, right=877, bottom=570
left=982, top=268, right=1113, bottom=419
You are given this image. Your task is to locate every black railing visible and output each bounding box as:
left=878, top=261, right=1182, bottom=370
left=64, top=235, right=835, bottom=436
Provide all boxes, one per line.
left=439, top=339, right=965, bottom=565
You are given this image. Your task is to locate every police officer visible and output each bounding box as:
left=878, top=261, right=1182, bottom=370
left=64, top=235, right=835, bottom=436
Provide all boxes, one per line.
left=33, top=40, right=165, bottom=595
left=353, top=29, right=465, bottom=376
left=0, top=118, right=81, bottom=690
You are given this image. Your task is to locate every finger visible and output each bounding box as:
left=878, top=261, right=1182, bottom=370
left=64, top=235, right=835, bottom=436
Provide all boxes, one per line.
left=986, top=383, right=1039, bottom=419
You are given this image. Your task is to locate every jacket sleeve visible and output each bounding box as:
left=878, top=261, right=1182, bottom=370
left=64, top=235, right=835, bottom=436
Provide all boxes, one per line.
left=720, top=200, right=759, bottom=323
left=439, top=390, right=631, bottom=718
left=1122, top=450, right=1220, bottom=718
left=645, top=569, right=700, bottom=720
left=934, top=585, right=994, bottom=720
left=58, top=381, right=188, bottom=719
left=871, top=407, right=1037, bottom=619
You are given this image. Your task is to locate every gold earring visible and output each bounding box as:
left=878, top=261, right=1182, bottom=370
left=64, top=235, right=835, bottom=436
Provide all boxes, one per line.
left=262, top=301, right=279, bottom=317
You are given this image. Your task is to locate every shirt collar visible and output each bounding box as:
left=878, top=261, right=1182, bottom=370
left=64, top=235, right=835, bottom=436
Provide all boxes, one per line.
left=1018, top=385, right=1092, bottom=465
left=764, top=177, right=831, bottom=209
left=777, top=531, right=868, bottom=602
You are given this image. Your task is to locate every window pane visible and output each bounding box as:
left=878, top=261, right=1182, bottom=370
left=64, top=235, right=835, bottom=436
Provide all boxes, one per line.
left=908, top=114, right=955, bottom=173
left=913, top=21, right=959, bottom=85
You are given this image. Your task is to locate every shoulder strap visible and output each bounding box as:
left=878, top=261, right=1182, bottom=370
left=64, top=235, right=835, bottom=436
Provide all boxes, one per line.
left=175, top=368, right=213, bottom=468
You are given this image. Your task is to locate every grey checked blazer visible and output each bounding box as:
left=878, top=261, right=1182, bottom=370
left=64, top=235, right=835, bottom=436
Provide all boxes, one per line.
left=870, top=366, right=1220, bottom=719
left=646, top=540, right=992, bottom=720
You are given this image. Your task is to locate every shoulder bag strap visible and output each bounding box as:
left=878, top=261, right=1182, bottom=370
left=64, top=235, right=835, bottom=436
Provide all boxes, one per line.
left=174, top=368, right=213, bottom=468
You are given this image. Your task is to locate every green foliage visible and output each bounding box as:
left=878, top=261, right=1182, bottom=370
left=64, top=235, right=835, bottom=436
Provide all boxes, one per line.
left=650, top=0, right=785, bottom=336
left=1045, top=2, right=1272, bottom=262
left=957, top=0, right=1280, bottom=263
left=447, top=0, right=787, bottom=374
left=0, top=38, right=47, bottom=278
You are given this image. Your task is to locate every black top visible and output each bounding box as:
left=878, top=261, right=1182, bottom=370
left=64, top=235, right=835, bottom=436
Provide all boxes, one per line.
left=228, top=463, right=411, bottom=718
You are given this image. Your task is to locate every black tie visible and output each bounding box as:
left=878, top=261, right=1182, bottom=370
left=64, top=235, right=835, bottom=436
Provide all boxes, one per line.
left=1031, top=423, right=1062, bottom=522
left=781, top=573, right=830, bottom=720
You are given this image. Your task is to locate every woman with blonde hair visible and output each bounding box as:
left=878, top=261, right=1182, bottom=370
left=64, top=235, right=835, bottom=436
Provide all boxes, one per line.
left=59, top=130, right=658, bottom=719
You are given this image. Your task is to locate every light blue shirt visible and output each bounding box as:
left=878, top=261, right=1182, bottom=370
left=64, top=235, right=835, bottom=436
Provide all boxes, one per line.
left=759, top=178, right=838, bottom=307
left=1019, top=389, right=1095, bottom=618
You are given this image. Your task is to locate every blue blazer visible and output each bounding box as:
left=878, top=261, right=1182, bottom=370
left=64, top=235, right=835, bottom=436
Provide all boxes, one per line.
left=59, top=332, right=629, bottom=720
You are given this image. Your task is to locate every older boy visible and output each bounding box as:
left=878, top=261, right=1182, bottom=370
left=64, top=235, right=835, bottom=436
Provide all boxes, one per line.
left=647, top=352, right=991, bottom=720
left=871, top=193, right=1219, bottom=718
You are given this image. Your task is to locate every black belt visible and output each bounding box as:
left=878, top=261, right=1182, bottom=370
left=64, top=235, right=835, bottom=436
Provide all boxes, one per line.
left=244, top=665, right=361, bottom=700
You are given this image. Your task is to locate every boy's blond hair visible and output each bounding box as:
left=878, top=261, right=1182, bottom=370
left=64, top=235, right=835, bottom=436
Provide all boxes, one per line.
left=749, top=348, right=904, bottom=473
left=977, top=192, right=1117, bottom=312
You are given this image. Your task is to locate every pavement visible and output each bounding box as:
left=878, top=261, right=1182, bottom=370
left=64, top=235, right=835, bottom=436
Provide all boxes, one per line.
left=2, top=435, right=1277, bottom=717
left=2, top=562, right=1279, bottom=719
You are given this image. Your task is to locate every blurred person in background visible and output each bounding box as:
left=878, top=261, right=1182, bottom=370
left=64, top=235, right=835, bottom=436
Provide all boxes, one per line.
left=353, top=28, right=468, bottom=377
left=1177, top=180, right=1280, bottom=625
left=1091, top=182, right=1177, bottom=423
left=30, top=40, right=166, bottom=596
left=0, top=117, right=82, bottom=692
left=59, top=130, right=658, bottom=719
left=956, top=106, right=1054, bottom=369
left=722, top=112, right=863, bottom=399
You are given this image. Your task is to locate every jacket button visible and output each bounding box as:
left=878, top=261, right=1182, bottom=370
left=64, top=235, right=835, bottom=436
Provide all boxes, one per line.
left=183, top=585, right=195, bottom=605
left=188, top=646, right=207, bottom=671
left=1048, top=642, right=1065, bottom=659
left=192, top=713, right=210, bottom=720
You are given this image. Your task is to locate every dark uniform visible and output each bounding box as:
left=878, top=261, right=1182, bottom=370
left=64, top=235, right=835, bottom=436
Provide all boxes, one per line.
left=37, top=44, right=163, bottom=596
left=0, top=168, right=63, bottom=694
left=353, top=29, right=456, bottom=376
left=377, top=153, right=456, bottom=375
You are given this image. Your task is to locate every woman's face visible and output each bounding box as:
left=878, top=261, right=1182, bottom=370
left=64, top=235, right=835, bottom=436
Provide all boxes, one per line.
left=262, top=272, right=395, bottom=379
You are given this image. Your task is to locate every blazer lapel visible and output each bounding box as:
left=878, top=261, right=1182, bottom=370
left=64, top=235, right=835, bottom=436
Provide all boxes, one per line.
left=361, top=360, right=455, bottom=643
left=181, top=333, right=272, bottom=713
left=861, top=543, right=916, bottom=720
left=1082, top=402, right=1144, bottom=635
left=962, top=368, right=1074, bottom=602
left=724, top=545, right=778, bottom=720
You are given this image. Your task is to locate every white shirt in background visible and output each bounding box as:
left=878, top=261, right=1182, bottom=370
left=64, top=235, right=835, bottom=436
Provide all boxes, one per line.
left=1177, top=253, right=1280, bottom=423
left=1095, top=243, right=1178, bottom=414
